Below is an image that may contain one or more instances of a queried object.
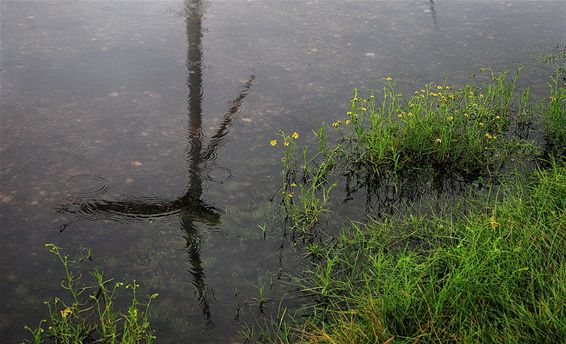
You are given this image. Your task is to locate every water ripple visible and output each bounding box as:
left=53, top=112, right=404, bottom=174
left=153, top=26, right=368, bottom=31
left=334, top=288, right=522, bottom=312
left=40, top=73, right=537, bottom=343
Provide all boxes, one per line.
left=64, top=174, right=111, bottom=198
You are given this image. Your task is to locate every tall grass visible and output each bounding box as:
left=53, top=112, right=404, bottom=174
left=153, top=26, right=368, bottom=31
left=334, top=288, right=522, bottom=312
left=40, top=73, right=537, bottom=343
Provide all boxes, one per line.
left=272, top=162, right=565, bottom=343
left=343, top=68, right=535, bottom=176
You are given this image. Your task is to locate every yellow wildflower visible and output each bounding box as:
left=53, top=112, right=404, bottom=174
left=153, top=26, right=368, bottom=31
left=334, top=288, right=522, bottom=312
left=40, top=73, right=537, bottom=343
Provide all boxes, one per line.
left=284, top=140, right=289, bottom=146
left=430, top=92, right=438, bottom=97
left=60, top=307, right=73, bottom=319
left=346, top=111, right=352, bottom=115
left=447, top=116, right=454, bottom=122
left=270, top=139, right=277, bottom=146
left=292, top=132, right=299, bottom=139
left=385, top=76, right=393, bottom=81
left=345, top=119, right=351, bottom=125
left=290, top=183, right=298, bottom=187
left=437, top=85, right=443, bottom=90
left=361, top=107, right=367, bottom=111
left=489, top=215, right=499, bottom=229
left=434, top=138, right=442, bottom=144
left=332, top=120, right=341, bottom=128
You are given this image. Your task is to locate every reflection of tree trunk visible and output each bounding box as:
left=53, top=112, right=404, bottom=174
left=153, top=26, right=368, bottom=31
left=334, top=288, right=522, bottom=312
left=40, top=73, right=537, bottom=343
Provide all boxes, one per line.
left=57, top=0, right=253, bottom=324
left=186, top=0, right=204, bottom=201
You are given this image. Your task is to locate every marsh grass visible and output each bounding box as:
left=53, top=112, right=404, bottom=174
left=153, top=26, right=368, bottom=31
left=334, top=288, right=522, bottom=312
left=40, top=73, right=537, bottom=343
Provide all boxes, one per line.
left=272, top=161, right=565, bottom=343
left=275, top=68, right=548, bottom=237
left=266, top=67, right=565, bottom=343
left=342, top=68, right=537, bottom=176
left=24, top=244, right=157, bottom=344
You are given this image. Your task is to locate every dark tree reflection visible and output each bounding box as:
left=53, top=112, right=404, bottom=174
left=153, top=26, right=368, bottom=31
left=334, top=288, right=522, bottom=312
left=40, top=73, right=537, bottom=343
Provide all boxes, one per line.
left=57, top=0, right=254, bottom=323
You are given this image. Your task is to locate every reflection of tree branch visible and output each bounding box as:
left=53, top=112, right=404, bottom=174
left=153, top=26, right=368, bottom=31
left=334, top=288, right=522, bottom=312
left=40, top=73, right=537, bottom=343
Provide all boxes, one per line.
left=202, top=76, right=255, bottom=160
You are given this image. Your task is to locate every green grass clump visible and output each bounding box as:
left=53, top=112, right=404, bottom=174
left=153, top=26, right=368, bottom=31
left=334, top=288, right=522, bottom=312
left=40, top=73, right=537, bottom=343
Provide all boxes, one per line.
left=24, top=244, right=158, bottom=344
left=542, top=75, right=566, bottom=156
left=274, top=162, right=565, bottom=343
left=341, top=68, right=534, bottom=176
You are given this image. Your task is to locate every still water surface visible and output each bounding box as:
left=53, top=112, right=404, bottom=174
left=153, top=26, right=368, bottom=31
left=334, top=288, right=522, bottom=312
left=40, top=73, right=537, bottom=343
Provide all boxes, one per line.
left=1, top=0, right=564, bottom=342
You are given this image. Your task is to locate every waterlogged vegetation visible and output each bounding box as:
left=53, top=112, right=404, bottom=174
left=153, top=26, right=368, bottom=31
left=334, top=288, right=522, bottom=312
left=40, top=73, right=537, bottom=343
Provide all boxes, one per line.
left=260, top=66, right=565, bottom=343
left=276, top=67, right=563, bottom=236
left=24, top=245, right=157, bottom=344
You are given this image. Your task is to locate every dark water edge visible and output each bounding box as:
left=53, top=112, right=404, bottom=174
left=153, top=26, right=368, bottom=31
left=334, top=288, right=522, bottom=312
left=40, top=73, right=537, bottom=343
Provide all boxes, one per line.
left=1, top=0, right=565, bottom=342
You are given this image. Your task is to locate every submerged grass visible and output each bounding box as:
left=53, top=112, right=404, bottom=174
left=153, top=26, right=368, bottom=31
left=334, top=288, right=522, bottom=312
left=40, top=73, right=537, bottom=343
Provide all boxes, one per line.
left=271, top=162, right=565, bottom=343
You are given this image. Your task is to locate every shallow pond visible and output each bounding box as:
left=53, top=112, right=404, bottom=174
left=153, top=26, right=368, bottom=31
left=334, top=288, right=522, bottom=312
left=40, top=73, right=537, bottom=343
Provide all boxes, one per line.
left=1, top=0, right=564, bottom=342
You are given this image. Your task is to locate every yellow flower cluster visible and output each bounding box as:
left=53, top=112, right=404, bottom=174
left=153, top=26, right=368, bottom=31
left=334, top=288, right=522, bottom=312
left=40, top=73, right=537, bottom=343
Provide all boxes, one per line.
left=397, top=111, right=413, bottom=119
left=489, top=215, right=499, bottom=229
left=60, top=307, right=73, bottom=319
left=332, top=118, right=352, bottom=128
left=271, top=131, right=299, bottom=147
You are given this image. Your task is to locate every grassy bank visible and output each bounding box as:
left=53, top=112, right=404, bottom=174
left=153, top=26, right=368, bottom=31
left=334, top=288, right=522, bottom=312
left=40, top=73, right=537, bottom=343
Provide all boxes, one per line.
left=271, top=162, right=564, bottom=343
left=266, top=68, right=565, bottom=343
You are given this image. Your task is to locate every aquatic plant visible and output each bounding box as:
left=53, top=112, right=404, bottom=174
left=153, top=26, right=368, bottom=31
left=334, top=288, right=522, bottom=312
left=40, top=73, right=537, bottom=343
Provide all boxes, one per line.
left=276, top=129, right=338, bottom=236
left=342, top=68, right=535, bottom=176
left=274, top=68, right=550, bottom=238
left=23, top=244, right=157, bottom=344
